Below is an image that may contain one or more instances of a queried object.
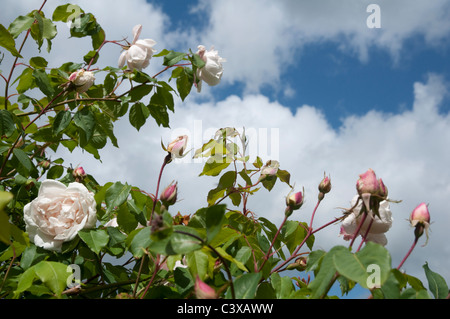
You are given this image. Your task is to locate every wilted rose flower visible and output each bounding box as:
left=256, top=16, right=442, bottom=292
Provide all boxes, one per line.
left=196, top=45, right=226, bottom=92
left=340, top=195, right=392, bottom=246
left=118, top=24, right=157, bottom=71
left=23, top=180, right=97, bottom=251
left=69, top=69, right=95, bottom=93
left=167, top=135, right=188, bottom=158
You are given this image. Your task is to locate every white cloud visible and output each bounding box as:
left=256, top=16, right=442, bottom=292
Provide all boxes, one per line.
left=189, top=0, right=450, bottom=92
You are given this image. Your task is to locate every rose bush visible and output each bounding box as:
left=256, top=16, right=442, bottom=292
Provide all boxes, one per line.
left=0, top=1, right=447, bottom=301
left=23, top=180, right=97, bottom=252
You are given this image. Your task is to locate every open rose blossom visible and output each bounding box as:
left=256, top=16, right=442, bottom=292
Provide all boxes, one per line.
left=196, top=45, right=226, bottom=92
left=118, top=24, right=156, bottom=71
left=69, top=69, right=95, bottom=93
left=340, top=195, right=393, bottom=246
left=24, top=180, right=97, bottom=251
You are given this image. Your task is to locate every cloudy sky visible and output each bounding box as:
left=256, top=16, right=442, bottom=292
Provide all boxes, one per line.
left=2, top=0, right=450, bottom=298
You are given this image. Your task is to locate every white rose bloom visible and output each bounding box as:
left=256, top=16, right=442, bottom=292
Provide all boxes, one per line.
left=24, top=180, right=97, bottom=252
left=340, top=195, right=393, bottom=246
left=118, top=24, right=156, bottom=71
left=69, top=69, right=95, bottom=93
left=196, top=45, right=226, bottom=92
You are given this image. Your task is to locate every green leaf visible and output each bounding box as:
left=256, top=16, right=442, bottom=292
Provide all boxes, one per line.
left=228, top=273, right=262, bottom=299
left=0, top=191, right=13, bottom=245
left=129, top=102, right=150, bottom=131
left=30, top=11, right=57, bottom=53
left=127, top=227, right=152, bottom=258
left=186, top=249, right=209, bottom=280
left=53, top=110, right=72, bottom=135
left=32, top=69, right=55, bottom=97
left=73, top=107, right=95, bottom=143
left=176, top=68, right=193, bottom=101
left=29, top=56, right=48, bottom=68
left=271, top=272, right=295, bottom=299
left=207, top=171, right=236, bottom=205
left=423, top=262, right=449, bottom=299
left=46, top=165, right=64, bottom=179
left=8, top=15, right=34, bottom=39
left=214, top=247, right=248, bottom=273
left=52, top=4, right=84, bottom=22
left=129, top=84, right=153, bottom=102
left=149, top=225, right=203, bottom=256
left=0, top=24, right=22, bottom=57
left=0, top=109, right=16, bottom=137
left=200, top=155, right=231, bottom=177
left=163, top=51, right=186, bottom=67
left=333, top=242, right=391, bottom=290
left=205, top=204, right=227, bottom=243
left=12, top=148, right=33, bottom=174
left=105, top=181, right=132, bottom=213
left=34, top=261, right=71, bottom=297
left=308, top=245, right=348, bottom=299
left=16, top=68, right=35, bottom=94
left=78, top=228, right=109, bottom=254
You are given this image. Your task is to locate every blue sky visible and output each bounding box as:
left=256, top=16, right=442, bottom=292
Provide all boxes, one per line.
left=2, top=0, right=450, bottom=299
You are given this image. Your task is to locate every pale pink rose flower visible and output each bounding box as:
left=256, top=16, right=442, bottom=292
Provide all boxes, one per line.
left=24, top=180, right=97, bottom=251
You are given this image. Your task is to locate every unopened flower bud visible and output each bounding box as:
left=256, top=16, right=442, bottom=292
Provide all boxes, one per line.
left=285, top=190, right=304, bottom=217
left=356, top=168, right=379, bottom=196
left=318, top=174, right=331, bottom=200
left=286, top=257, right=307, bottom=271
left=72, top=166, right=86, bottom=181
left=160, top=181, right=178, bottom=207
left=259, top=160, right=279, bottom=181
left=167, top=135, right=188, bottom=158
left=38, top=160, right=51, bottom=170
left=69, top=69, right=95, bottom=93
left=410, top=203, right=431, bottom=241
left=195, top=276, right=217, bottom=299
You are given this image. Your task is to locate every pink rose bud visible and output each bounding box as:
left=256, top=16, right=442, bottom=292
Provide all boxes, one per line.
left=167, top=135, right=188, bottom=158
left=160, top=181, right=178, bottom=207
left=285, top=190, right=304, bottom=216
left=410, top=203, right=431, bottom=240
left=195, top=276, right=217, bottom=299
left=318, top=174, right=331, bottom=200
left=72, top=166, right=86, bottom=182
left=69, top=69, right=95, bottom=93
left=356, top=168, right=380, bottom=195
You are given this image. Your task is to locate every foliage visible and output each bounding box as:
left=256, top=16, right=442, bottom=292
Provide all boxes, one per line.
left=0, top=2, right=448, bottom=300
